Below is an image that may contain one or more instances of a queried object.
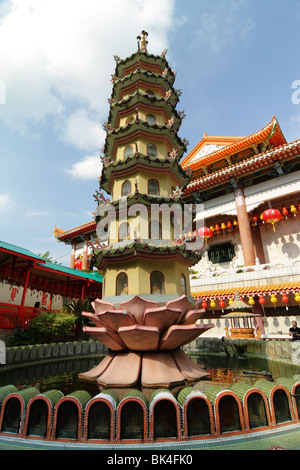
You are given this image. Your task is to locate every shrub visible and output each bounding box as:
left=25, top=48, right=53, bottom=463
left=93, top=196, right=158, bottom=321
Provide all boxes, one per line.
left=8, top=311, right=77, bottom=346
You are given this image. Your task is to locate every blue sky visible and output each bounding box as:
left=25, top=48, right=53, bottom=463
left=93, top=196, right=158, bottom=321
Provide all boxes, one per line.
left=0, top=0, right=299, bottom=266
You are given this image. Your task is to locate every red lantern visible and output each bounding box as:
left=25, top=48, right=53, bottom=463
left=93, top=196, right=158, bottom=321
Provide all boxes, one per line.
left=219, top=299, right=225, bottom=308
left=282, top=293, right=289, bottom=310
left=201, top=300, right=207, bottom=309
left=282, top=206, right=289, bottom=219
left=198, top=227, right=213, bottom=246
left=258, top=295, right=265, bottom=305
left=262, top=208, right=282, bottom=231
left=227, top=220, right=233, bottom=230
left=252, top=213, right=259, bottom=225
left=214, top=224, right=221, bottom=233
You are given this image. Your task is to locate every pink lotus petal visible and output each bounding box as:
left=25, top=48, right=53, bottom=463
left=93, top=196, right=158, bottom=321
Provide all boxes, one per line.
left=180, top=309, right=206, bottom=325
left=143, top=306, right=181, bottom=332
left=83, top=326, right=126, bottom=351
left=159, top=324, right=214, bottom=350
left=171, top=349, right=209, bottom=381
left=78, top=352, right=115, bottom=381
left=81, top=311, right=106, bottom=328
left=91, top=298, right=114, bottom=314
left=120, top=295, right=159, bottom=325
left=141, top=352, right=185, bottom=388
left=97, top=352, right=141, bottom=388
left=95, top=309, right=136, bottom=332
left=118, top=324, right=160, bottom=351
left=166, top=295, right=194, bottom=316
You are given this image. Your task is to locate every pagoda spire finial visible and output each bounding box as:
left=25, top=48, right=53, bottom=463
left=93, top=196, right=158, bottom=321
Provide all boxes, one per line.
left=139, top=30, right=148, bottom=52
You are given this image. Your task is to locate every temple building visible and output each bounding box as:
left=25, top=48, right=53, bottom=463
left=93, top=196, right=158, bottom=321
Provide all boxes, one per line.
left=181, top=117, right=300, bottom=337
left=54, top=42, right=300, bottom=340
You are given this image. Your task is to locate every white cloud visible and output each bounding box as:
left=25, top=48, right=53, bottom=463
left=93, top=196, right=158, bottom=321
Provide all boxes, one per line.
left=58, top=108, right=105, bottom=151
left=65, top=154, right=102, bottom=180
left=195, top=0, right=255, bottom=54
left=0, top=193, right=11, bottom=209
left=26, top=209, right=51, bottom=217
left=0, top=0, right=175, bottom=149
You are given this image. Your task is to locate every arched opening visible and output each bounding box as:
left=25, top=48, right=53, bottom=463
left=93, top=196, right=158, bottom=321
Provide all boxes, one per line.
left=150, top=271, right=165, bottom=295
left=124, top=145, right=133, bottom=158
left=247, top=393, right=268, bottom=429
left=146, top=90, right=155, bottom=97
left=121, top=180, right=132, bottom=197
left=147, top=144, right=157, bottom=158
left=55, top=402, right=78, bottom=439
left=87, top=402, right=111, bottom=440
left=148, top=178, right=159, bottom=195
left=273, top=389, right=292, bottom=424
left=118, top=222, right=130, bottom=241
left=187, top=398, right=211, bottom=436
left=154, top=400, right=177, bottom=439
left=120, top=402, right=144, bottom=440
left=149, top=220, right=162, bottom=239
left=294, top=384, right=300, bottom=418
left=116, top=272, right=128, bottom=296
left=1, top=398, right=21, bottom=433
left=219, top=395, right=241, bottom=433
left=180, top=273, right=187, bottom=295
left=146, top=114, right=156, bottom=125
left=26, top=400, right=48, bottom=437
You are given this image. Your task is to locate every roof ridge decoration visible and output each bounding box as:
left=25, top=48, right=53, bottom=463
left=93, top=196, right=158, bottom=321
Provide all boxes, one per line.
left=181, top=116, right=287, bottom=171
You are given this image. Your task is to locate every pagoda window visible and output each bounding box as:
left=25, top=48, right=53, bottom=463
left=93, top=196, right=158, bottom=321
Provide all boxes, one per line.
left=118, top=222, right=130, bottom=241
left=208, top=243, right=235, bottom=264
left=150, top=271, right=165, bottom=295
left=116, top=272, right=128, bottom=296
left=149, top=220, right=162, bottom=239
left=125, top=115, right=135, bottom=125
left=121, top=180, right=132, bottom=197
left=146, top=114, right=156, bottom=125
left=180, top=273, right=187, bottom=295
left=146, top=89, right=155, bottom=97
left=148, top=178, right=160, bottom=196
left=124, top=145, right=133, bottom=158
left=147, top=143, right=157, bottom=158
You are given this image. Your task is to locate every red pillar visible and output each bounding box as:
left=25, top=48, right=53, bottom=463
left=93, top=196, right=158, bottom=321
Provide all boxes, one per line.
left=20, top=262, right=32, bottom=327
left=234, top=184, right=256, bottom=267
left=70, top=242, right=76, bottom=269
left=82, top=239, right=89, bottom=270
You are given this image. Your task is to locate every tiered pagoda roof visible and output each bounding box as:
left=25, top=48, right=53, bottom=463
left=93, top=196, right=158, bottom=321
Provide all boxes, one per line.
left=92, top=238, right=202, bottom=271
left=100, top=151, right=191, bottom=194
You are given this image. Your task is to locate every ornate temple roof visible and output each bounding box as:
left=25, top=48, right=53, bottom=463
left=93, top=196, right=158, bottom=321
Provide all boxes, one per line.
left=192, top=281, right=300, bottom=300
left=181, top=116, right=286, bottom=173
left=183, top=137, right=300, bottom=196
left=53, top=221, right=97, bottom=242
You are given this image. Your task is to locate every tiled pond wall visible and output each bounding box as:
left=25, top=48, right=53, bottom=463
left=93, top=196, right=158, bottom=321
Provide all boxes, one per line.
left=195, top=338, right=299, bottom=364
left=3, top=338, right=298, bottom=365
left=4, top=340, right=108, bottom=365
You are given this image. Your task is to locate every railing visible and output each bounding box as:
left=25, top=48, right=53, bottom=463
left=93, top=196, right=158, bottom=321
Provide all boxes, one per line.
left=190, top=255, right=300, bottom=288
left=0, top=303, right=39, bottom=329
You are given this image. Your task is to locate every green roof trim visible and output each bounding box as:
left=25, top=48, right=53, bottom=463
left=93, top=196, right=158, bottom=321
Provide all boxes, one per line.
left=0, top=240, right=46, bottom=262
left=36, top=259, right=103, bottom=283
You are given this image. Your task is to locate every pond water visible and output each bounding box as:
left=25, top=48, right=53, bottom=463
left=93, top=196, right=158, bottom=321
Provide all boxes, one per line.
left=0, top=352, right=299, bottom=398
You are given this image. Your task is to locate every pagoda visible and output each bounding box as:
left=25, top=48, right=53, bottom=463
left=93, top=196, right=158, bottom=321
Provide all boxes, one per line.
left=79, top=32, right=214, bottom=390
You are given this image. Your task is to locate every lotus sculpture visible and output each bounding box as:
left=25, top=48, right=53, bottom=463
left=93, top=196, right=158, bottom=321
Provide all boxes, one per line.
left=79, top=295, right=214, bottom=389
